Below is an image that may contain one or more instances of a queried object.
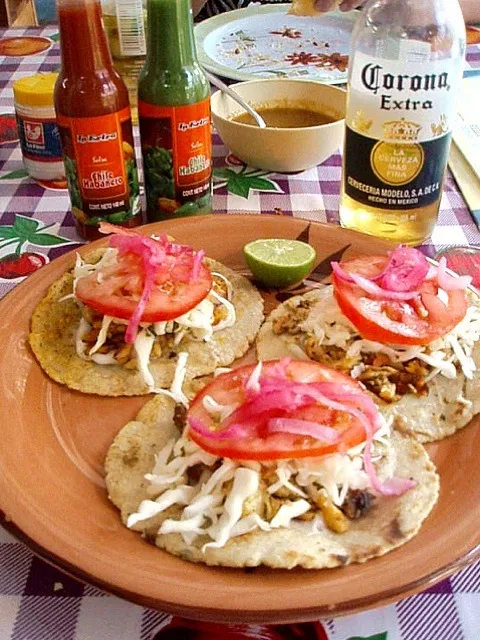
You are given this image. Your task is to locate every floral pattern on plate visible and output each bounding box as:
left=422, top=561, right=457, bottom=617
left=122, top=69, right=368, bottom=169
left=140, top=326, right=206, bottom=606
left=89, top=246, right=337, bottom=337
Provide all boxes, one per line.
left=196, top=7, right=356, bottom=83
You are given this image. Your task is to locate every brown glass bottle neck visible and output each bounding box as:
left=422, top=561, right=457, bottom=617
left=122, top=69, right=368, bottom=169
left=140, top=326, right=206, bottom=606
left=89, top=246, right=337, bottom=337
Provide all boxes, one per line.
left=58, top=0, right=114, bottom=75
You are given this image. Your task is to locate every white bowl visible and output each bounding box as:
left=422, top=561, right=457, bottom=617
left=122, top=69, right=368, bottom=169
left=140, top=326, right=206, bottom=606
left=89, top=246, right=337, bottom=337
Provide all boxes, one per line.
left=211, top=79, right=346, bottom=173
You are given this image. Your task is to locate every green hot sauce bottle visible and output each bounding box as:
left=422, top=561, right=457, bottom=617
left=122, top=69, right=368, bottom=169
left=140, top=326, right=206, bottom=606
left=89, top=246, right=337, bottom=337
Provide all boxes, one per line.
left=138, top=0, right=213, bottom=221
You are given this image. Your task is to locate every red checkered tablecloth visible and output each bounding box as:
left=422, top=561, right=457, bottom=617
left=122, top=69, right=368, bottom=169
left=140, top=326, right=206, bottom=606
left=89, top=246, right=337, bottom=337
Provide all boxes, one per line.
left=0, top=25, right=479, bottom=640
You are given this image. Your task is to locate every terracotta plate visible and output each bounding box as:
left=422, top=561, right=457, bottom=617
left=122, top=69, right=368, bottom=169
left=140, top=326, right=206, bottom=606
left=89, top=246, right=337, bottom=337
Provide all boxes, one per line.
left=0, top=215, right=479, bottom=623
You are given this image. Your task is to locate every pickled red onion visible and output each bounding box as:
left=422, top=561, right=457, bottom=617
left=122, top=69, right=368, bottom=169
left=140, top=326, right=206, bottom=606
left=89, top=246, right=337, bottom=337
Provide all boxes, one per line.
left=312, top=382, right=383, bottom=432
left=296, top=383, right=416, bottom=496
left=265, top=358, right=291, bottom=380
left=243, top=359, right=291, bottom=399
left=156, top=232, right=199, bottom=259
left=226, top=383, right=333, bottom=426
left=332, top=246, right=471, bottom=300
left=194, top=372, right=415, bottom=496
left=267, top=418, right=341, bottom=443
left=191, top=249, right=205, bottom=282
left=437, top=256, right=472, bottom=291
left=108, top=234, right=166, bottom=342
left=425, top=265, right=438, bottom=280
left=349, top=273, right=418, bottom=300
left=331, top=261, right=355, bottom=284
left=99, top=225, right=192, bottom=258
left=98, top=224, right=208, bottom=343
left=332, top=263, right=419, bottom=300
left=379, top=246, right=429, bottom=291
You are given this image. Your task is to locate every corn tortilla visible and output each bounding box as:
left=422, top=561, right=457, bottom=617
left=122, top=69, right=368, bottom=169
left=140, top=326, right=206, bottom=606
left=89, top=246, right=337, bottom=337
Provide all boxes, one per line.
left=29, top=252, right=264, bottom=396
left=105, top=393, right=439, bottom=569
left=256, top=287, right=480, bottom=443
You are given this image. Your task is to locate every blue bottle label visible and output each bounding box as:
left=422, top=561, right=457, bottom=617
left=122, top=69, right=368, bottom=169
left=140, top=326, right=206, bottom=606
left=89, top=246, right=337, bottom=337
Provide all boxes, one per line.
left=17, top=116, right=63, bottom=161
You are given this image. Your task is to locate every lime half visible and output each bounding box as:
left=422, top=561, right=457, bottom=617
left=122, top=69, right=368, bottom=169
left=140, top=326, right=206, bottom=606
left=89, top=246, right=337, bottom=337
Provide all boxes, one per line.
left=243, top=238, right=317, bottom=288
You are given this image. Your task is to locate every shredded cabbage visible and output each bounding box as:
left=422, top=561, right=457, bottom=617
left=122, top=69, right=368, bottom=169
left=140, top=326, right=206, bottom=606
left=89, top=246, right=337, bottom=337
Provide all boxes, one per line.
left=72, top=252, right=237, bottom=388
left=127, top=414, right=393, bottom=550
left=302, top=287, right=480, bottom=382
left=72, top=248, right=236, bottom=388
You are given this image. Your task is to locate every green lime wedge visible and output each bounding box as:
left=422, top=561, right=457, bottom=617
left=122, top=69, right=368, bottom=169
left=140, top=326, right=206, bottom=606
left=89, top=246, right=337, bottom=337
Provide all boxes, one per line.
left=243, top=238, right=317, bottom=288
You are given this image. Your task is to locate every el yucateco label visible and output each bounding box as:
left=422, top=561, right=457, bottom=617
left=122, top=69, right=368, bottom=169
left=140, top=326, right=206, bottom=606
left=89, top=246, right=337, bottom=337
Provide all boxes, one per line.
left=17, top=116, right=63, bottom=162
left=138, top=99, right=212, bottom=219
left=56, top=107, right=141, bottom=227
left=344, top=49, right=462, bottom=210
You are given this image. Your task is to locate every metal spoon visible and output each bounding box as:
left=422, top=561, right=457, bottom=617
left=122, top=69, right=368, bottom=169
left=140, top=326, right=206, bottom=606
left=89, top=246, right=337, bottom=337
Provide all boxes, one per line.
left=205, top=70, right=267, bottom=128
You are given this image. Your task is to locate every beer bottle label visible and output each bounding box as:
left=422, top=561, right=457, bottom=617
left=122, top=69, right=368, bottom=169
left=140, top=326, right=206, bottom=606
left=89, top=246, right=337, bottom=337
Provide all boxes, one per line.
left=138, top=98, right=212, bottom=220
left=344, top=51, right=462, bottom=211
left=57, top=107, right=141, bottom=228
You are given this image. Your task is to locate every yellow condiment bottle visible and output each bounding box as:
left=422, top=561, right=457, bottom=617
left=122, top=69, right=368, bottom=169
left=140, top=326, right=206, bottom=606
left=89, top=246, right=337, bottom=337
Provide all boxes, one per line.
left=13, top=73, right=65, bottom=181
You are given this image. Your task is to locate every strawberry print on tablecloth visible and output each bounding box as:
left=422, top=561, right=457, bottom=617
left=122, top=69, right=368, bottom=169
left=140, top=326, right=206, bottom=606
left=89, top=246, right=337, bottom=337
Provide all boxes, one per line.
left=0, top=214, right=76, bottom=282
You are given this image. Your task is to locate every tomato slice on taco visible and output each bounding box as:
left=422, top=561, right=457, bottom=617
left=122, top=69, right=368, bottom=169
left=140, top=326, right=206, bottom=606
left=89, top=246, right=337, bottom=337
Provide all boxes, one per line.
left=29, top=224, right=264, bottom=396
left=257, top=246, right=480, bottom=443
left=105, top=358, right=438, bottom=569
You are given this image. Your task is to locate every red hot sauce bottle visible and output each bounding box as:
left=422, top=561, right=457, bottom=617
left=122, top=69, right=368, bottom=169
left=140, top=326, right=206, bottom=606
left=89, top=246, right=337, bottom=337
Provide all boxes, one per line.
left=55, top=0, right=142, bottom=240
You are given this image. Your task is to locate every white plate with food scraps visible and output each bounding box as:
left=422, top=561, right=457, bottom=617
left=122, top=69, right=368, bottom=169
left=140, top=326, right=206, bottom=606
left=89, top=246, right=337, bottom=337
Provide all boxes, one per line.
left=195, top=5, right=356, bottom=84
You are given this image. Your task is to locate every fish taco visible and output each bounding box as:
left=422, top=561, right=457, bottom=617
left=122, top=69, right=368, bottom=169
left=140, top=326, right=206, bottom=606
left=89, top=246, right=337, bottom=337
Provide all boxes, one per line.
left=29, top=224, right=264, bottom=396
left=257, top=247, right=480, bottom=443
left=105, top=359, right=438, bottom=569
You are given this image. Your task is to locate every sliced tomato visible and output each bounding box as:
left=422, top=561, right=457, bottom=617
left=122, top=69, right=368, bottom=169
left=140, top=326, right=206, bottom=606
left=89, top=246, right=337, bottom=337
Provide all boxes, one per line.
left=75, top=251, right=212, bottom=322
left=333, top=255, right=468, bottom=346
left=187, top=360, right=369, bottom=461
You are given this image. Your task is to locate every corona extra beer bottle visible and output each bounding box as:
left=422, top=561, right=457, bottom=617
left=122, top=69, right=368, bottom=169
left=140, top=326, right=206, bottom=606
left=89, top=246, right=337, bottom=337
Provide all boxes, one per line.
left=339, top=0, right=466, bottom=245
